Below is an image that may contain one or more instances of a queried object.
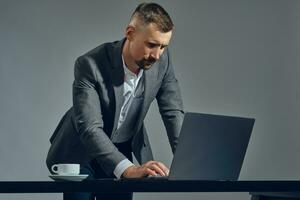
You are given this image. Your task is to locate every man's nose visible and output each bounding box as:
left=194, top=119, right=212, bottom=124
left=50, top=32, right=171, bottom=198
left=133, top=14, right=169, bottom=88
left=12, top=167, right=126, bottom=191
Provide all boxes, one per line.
left=151, top=47, right=162, bottom=60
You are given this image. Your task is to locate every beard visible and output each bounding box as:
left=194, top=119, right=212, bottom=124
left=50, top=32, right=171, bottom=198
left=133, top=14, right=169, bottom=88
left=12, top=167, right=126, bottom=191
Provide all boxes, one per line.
left=135, top=56, right=157, bottom=70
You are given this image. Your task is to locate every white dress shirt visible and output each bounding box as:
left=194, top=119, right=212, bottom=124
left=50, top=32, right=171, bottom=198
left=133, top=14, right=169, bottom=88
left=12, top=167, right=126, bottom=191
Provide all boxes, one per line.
left=113, top=56, right=144, bottom=178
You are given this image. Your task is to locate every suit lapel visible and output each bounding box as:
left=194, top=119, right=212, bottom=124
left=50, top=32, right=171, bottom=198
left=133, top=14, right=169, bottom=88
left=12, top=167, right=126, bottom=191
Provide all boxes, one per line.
left=109, top=38, right=160, bottom=135
left=110, top=39, right=126, bottom=134
left=136, top=62, right=159, bottom=128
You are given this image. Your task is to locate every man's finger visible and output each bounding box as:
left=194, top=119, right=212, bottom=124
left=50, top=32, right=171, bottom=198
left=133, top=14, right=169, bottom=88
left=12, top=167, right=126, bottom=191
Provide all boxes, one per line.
left=147, top=163, right=166, bottom=176
left=144, top=167, right=157, bottom=176
left=143, top=161, right=169, bottom=176
left=155, top=162, right=169, bottom=176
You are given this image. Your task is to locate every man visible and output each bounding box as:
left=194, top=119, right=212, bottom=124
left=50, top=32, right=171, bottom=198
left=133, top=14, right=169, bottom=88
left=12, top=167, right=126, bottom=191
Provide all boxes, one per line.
left=46, top=2, right=184, bottom=200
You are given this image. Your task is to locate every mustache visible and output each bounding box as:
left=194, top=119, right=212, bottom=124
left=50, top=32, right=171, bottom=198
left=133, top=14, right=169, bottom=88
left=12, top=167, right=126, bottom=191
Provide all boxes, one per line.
left=136, top=57, right=157, bottom=70
left=144, top=57, right=156, bottom=65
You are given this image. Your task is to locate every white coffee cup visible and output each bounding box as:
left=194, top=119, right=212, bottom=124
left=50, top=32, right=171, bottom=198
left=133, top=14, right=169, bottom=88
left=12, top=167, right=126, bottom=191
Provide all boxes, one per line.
left=51, top=164, right=80, bottom=175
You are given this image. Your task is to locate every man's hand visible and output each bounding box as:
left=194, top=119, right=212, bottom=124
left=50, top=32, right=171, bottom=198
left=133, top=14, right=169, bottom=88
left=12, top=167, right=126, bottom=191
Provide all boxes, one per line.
left=122, top=160, right=169, bottom=178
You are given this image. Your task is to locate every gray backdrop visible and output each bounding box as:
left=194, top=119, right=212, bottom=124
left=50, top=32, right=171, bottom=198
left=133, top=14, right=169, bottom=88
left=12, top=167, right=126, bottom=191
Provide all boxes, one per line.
left=0, top=0, right=299, bottom=199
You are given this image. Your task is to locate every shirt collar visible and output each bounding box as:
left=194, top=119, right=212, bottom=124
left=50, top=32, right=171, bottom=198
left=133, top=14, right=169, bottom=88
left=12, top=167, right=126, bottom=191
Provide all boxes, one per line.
left=121, top=55, right=143, bottom=79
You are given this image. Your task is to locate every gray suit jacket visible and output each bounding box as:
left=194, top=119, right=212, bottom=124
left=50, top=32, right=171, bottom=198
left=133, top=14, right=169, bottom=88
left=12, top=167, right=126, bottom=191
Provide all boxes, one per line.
left=46, top=39, right=184, bottom=176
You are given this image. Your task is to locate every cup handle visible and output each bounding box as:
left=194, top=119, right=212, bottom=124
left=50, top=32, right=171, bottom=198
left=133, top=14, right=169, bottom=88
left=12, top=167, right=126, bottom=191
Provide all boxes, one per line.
left=51, top=164, right=58, bottom=174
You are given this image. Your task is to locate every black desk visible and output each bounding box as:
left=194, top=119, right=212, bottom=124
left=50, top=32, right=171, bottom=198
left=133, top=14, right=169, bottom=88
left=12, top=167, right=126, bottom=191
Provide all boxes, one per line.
left=1, top=180, right=300, bottom=200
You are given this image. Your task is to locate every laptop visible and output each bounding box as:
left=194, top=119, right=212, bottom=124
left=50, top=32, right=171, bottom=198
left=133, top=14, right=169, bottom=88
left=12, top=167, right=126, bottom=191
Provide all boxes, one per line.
left=122, top=112, right=255, bottom=181
left=167, top=112, right=255, bottom=180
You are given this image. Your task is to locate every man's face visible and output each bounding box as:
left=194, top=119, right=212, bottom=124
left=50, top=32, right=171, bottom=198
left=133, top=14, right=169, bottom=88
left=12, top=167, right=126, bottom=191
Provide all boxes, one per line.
left=127, top=23, right=172, bottom=70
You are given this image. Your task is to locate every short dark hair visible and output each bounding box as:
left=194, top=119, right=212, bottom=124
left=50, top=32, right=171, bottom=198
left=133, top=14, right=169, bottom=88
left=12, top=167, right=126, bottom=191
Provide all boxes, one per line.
left=131, top=2, right=174, bottom=32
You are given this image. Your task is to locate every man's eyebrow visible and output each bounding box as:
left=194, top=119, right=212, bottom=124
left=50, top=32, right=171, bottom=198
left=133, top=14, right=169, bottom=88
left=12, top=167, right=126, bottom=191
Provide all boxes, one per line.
left=148, top=41, right=169, bottom=48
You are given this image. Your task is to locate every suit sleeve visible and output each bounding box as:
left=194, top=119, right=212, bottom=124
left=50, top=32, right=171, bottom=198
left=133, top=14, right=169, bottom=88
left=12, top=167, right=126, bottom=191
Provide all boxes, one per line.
left=72, top=56, right=126, bottom=176
left=156, top=49, right=185, bottom=153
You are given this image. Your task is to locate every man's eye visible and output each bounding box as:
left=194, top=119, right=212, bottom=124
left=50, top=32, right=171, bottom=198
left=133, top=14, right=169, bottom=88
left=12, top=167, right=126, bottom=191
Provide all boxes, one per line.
left=147, top=43, right=156, bottom=48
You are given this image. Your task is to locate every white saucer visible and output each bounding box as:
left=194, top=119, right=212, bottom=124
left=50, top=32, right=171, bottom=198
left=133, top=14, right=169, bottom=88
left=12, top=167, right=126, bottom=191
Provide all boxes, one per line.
left=49, top=174, right=89, bottom=181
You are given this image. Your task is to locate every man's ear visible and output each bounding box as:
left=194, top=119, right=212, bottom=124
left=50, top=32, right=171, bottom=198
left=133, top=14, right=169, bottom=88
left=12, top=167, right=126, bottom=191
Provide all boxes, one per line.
left=125, top=25, right=135, bottom=41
